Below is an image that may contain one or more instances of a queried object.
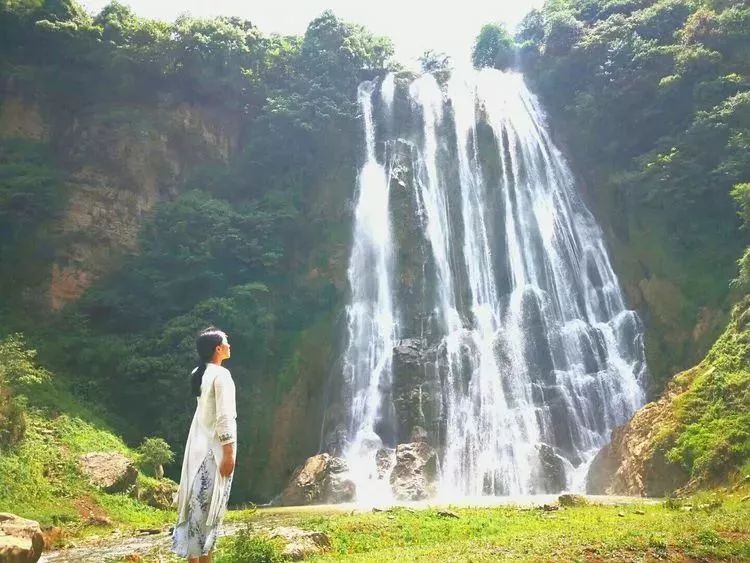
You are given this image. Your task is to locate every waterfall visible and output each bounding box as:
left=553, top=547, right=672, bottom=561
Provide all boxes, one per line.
left=337, top=69, right=647, bottom=499
left=341, top=81, right=398, bottom=502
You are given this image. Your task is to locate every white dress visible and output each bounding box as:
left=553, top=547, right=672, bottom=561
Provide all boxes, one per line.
left=172, top=363, right=237, bottom=557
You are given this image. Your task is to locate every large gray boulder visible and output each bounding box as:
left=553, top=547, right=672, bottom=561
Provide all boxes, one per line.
left=78, top=452, right=138, bottom=493
left=278, top=454, right=356, bottom=506
left=0, top=513, right=45, bottom=563
left=390, top=441, right=438, bottom=500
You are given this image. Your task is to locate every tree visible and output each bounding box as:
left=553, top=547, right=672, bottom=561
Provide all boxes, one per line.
left=543, top=11, right=583, bottom=56
left=418, top=49, right=452, bottom=73
left=516, top=9, right=545, bottom=44
left=0, top=334, right=51, bottom=450
left=138, top=437, right=174, bottom=479
left=472, top=23, right=515, bottom=70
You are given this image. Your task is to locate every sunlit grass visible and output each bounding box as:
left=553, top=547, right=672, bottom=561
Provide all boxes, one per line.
left=219, top=489, right=750, bottom=561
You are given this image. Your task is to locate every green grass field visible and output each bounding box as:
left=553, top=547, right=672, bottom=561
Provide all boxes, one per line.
left=215, top=489, right=750, bottom=562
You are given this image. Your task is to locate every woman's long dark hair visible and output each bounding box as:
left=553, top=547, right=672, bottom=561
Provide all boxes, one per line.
left=191, top=327, right=226, bottom=397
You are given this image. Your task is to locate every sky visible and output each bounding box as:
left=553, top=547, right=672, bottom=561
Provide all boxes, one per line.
left=79, top=0, right=543, bottom=68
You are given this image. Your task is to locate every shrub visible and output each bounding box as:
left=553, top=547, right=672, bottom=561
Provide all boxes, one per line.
left=217, top=528, right=286, bottom=562
left=138, top=437, right=175, bottom=479
left=0, top=388, right=26, bottom=449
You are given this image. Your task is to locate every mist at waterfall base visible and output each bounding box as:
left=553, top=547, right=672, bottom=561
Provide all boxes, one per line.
left=333, top=68, right=648, bottom=504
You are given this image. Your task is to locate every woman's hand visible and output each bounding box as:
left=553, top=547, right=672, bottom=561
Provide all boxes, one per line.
left=220, top=443, right=235, bottom=477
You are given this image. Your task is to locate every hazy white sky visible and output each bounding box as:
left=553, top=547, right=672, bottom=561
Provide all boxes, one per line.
left=80, top=0, right=543, bottom=68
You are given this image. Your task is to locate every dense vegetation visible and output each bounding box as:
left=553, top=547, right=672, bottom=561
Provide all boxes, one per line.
left=475, top=0, right=750, bottom=382
left=664, top=295, right=750, bottom=485
left=634, top=180, right=750, bottom=488
left=0, top=333, right=173, bottom=530
left=0, top=0, right=395, bottom=502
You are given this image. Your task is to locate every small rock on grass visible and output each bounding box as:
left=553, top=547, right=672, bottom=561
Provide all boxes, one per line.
left=617, top=512, right=625, bottom=517
left=86, top=515, right=112, bottom=526
left=437, top=510, right=459, bottom=519
left=558, top=494, right=587, bottom=507
left=740, top=495, right=750, bottom=502
left=635, top=510, right=646, bottom=515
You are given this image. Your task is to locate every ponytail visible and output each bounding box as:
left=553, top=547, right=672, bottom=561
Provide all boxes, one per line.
left=191, top=327, right=226, bottom=397
left=191, top=362, right=208, bottom=397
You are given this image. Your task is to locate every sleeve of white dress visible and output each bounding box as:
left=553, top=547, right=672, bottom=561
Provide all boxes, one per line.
left=214, top=370, right=237, bottom=445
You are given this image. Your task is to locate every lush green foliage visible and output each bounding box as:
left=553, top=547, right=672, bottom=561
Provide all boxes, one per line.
left=0, top=333, right=173, bottom=530
left=138, top=437, right=174, bottom=477
left=472, top=24, right=515, bottom=69
left=217, top=528, right=286, bottom=563
left=0, top=139, right=64, bottom=306
left=665, top=296, right=750, bottom=482
left=0, top=333, right=50, bottom=449
left=0, top=389, right=25, bottom=450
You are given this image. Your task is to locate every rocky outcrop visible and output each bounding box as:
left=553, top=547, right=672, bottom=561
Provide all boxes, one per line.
left=0, top=97, right=47, bottom=141
left=278, top=454, right=356, bottom=506
left=587, top=374, right=691, bottom=496
left=390, top=441, right=438, bottom=500
left=532, top=443, right=568, bottom=494
left=375, top=448, right=396, bottom=479
left=267, top=527, right=331, bottom=561
left=78, top=452, right=138, bottom=493
left=49, top=104, right=238, bottom=310
left=391, top=339, right=441, bottom=444
left=0, top=513, right=45, bottom=563
left=388, top=142, right=433, bottom=339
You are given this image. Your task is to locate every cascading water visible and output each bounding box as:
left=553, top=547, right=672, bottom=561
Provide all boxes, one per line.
left=341, top=81, right=398, bottom=502
left=337, top=68, right=647, bottom=500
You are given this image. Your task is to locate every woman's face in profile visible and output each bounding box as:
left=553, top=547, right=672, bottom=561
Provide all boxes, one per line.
left=217, top=334, right=231, bottom=361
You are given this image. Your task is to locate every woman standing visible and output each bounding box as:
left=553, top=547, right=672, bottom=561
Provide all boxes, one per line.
left=172, top=327, right=237, bottom=562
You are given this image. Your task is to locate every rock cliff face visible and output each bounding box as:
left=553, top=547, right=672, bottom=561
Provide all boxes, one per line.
left=588, top=297, right=750, bottom=496
left=586, top=374, right=690, bottom=497
left=52, top=105, right=237, bottom=309
left=0, top=81, right=238, bottom=311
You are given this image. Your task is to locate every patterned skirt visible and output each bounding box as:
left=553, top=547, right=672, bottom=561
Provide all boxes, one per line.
left=171, top=452, right=233, bottom=557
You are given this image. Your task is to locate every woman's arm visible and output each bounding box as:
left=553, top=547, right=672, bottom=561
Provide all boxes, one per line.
left=220, top=443, right=235, bottom=478
left=214, top=371, right=237, bottom=477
